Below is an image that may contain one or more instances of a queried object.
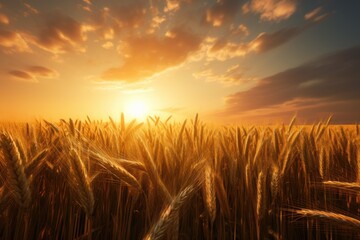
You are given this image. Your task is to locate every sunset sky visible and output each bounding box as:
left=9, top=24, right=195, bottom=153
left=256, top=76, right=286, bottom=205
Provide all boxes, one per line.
left=0, top=0, right=359, bottom=123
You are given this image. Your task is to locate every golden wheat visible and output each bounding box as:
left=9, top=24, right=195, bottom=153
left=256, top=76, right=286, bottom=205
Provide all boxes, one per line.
left=0, top=117, right=358, bottom=239
left=0, top=133, right=31, bottom=208
left=291, top=209, right=360, bottom=229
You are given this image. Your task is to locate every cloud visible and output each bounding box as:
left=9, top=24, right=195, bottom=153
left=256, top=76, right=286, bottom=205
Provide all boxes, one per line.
left=0, top=13, right=9, bottom=25
left=102, top=27, right=203, bottom=82
left=230, top=24, right=250, bottom=37
left=194, top=64, right=253, bottom=85
left=8, top=70, right=35, bottom=82
left=248, top=26, right=303, bottom=53
left=164, top=0, right=192, bottom=13
left=205, top=0, right=240, bottom=27
left=304, top=7, right=330, bottom=23
left=102, top=41, right=114, bottom=49
left=28, top=66, right=59, bottom=78
left=165, top=0, right=181, bottom=12
left=208, top=24, right=249, bottom=53
left=207, top=26, right=303, bottom=60
left=30, top=13, right=86, bottom=54
left=8, top=66, right=58, bottom=82
left=111, top=1, right=148, bottom=29
left=147, top=15, right=166, bottom=34
left=23, top=3, right=39, bottom=16
left=0, top=29, right=31, bottom=53
left=221, top=45, right=360, bottom=123
left=243, top=0, right=297, bottom=21
left=87, top=2, right=152, bottom=39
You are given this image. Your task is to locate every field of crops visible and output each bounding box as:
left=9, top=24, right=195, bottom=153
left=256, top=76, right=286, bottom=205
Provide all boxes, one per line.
left=0, top=115, right=359, bottom=239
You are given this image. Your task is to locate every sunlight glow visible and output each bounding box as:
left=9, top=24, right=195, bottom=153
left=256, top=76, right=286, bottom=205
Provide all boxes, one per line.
left=124, top=99, right=149, bottom=120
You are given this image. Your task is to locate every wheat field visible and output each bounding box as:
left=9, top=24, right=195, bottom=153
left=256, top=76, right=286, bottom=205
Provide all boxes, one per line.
left=0, top=114, right=359, bottom=239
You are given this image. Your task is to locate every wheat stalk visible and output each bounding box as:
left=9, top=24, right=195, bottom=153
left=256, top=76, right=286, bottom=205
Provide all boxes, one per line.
left=69, top=148, right=94, bottom=215
left=322, top=181, right=360, bottom=191
left=144, top=185, right=195, bottom=240
left=93, top=152, right=142, bottom=191
left=290, top=209, right=360, bottom=229
left=204, top=165, right=216, bottom=223
left=270, top=166, right=279, bottom=203
left=25, top=148, right=49, bottom=176
left=256, top=171, right=265, bottom=220
left=0, top=133, right=31, bottom=208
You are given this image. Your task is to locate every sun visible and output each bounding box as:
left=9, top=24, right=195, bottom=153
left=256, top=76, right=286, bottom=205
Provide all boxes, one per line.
left=124, top=99, right=149, bottom=120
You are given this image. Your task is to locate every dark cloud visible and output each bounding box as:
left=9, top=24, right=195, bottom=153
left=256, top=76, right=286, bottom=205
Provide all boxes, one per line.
left=205, top=0, right=240, bottom=27
left=28, top=66, right=59, bottom=78
left=8, top=66, right=58, bottom=82
left=111, top=1, right=148, bottom=29
left=86, top=1, right=151, bottom=40
left=31, top=13, right=85, bottom=54
left=248, top=26, right=303, bottom=53
left=222, top=45, right=360, bottom=123
left=102, top=27, right=203, bottom=82
left=8, top=70, right=35, bottom=81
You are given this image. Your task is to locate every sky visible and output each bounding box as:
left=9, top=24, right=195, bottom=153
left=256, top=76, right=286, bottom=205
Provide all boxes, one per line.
left=0, top=0, right=359, bottom=124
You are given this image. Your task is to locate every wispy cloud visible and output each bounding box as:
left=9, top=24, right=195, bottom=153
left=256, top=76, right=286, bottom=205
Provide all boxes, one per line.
left=8, top=66, right=58, bottom=82
left=28, top=66, right=59, bottom=78
left=194, top=64, right=254, bottom=85
left=248, top=26, right=303, bottom=53
left=207, top=25, right=305, bottom=60
left=205, top=0, right=240, bottom=27
left=0, top=29, right=31, bottom=53
left=304, top=6, right=330, bottom=23
left=8, top=70, right=36, bottom=82
left=23, top=3, right=39, bottom=16
left=243, top=0, right=297, bottom=21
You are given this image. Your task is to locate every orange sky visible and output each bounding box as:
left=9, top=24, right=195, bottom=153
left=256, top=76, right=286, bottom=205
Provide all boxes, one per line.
left=0, top=0, right=359, bottom=123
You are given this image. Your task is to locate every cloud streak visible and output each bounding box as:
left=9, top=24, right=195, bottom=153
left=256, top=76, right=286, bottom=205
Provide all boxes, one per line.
left=304, top=6, right=330, bottom=23
left=194, top=64, right=253, bottom=85
left=207, top=25, right=305, bottom=60
left=8, top=66, right=58, bottom=82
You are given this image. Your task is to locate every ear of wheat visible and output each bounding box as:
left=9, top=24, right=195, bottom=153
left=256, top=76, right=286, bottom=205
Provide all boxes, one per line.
left=69, top=148, right=94, bottom=215
left=144, top=185, right=195, bottom=240
left=0, top=133, right=31, bottom=208
left=289, top=209, right=360, bottom=229
left=203, top=164, right=216, bottom=223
